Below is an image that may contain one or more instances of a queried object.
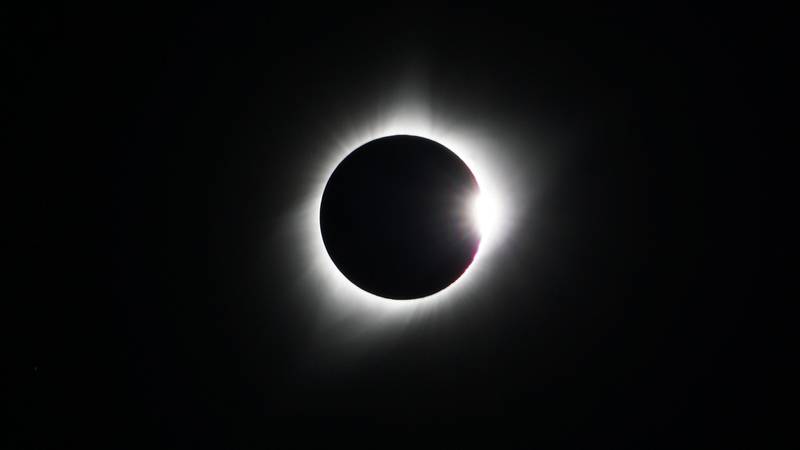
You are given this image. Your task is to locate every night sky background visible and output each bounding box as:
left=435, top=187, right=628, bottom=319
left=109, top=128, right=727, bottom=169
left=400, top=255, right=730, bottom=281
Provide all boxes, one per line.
left=10, top=5, right=775, bottom=448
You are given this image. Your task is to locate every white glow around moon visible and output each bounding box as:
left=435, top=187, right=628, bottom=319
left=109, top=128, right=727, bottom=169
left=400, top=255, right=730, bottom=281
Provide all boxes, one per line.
left=283, top=81, right=540, bottom=337
left=472, top=192, right=498, bottom=243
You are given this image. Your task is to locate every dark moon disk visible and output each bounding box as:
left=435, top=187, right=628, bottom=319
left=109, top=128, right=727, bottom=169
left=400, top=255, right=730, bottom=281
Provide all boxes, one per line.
left=320, top=135, right=482, bottom=300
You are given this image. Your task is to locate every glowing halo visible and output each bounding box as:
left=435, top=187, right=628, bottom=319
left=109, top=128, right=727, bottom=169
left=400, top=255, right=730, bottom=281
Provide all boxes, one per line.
left=284, top=89, right=535, bottom=335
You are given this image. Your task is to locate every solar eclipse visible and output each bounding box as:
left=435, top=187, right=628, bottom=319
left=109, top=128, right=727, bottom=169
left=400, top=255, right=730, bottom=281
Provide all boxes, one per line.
left=36, top=5, right=764, bottom=447
left=284, top=84, right=535, bottom=331
left=38, top=6, right=761, bottom=447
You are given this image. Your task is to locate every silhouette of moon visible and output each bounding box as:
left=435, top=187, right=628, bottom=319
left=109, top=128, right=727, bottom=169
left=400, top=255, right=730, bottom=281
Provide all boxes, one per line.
left=320, top=135, right=481, bottom=299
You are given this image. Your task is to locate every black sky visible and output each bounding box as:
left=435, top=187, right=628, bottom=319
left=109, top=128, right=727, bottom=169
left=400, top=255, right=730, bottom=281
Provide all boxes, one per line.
left=11, top=4, right=772, bottom=448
